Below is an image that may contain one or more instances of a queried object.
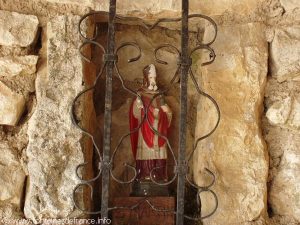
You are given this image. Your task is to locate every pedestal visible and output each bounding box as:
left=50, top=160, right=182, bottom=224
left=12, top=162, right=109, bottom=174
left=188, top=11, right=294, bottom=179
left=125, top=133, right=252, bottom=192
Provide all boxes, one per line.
left=112, top=197, right=175, bottom=225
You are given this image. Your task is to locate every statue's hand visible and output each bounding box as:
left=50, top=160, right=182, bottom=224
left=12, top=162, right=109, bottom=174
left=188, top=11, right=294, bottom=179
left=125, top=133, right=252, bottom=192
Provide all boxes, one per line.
left=161, top=105, right=171, bottom=114
left=136, top=98, right=143, bottom=109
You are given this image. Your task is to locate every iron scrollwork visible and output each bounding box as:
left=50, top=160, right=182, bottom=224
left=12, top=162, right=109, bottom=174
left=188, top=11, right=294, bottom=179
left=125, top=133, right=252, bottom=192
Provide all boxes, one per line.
left=72, top=0, right=220, bottom=224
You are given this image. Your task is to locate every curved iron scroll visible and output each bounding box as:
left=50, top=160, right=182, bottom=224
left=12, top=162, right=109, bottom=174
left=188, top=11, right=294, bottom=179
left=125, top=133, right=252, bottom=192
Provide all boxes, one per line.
left=72, top=2, right=220, bottom=224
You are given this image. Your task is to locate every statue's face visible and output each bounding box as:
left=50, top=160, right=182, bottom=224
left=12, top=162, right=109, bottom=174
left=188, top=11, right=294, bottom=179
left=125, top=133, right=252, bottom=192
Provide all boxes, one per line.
left=147, top=64, right=158, bottom=91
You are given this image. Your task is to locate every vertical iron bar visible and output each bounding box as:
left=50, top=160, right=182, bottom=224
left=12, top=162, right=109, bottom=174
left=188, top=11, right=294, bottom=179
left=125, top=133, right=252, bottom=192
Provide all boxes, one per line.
left=176, top=0, right=189, bottom=225
left=101, top=0, right=116, bottom=221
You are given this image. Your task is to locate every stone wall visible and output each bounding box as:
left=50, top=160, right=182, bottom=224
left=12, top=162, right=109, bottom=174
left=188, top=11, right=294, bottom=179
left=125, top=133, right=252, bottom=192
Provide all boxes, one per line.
left=24, top=15, right=89, bottom=223
left=0, top=1, right=299, bottom=225
left=194, top=22, right=269, bottom=225
left=0, top=6, right=93, bottom=225
left=264, top=25, right=300, bottom=224
left=0, top=9, right=39, bottom=221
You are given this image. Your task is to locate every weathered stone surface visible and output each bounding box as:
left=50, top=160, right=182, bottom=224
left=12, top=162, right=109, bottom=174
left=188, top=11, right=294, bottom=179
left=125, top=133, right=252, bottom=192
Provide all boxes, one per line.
left=0, top=10, right=39, bottom=47
left=0, top=141, right=26, bottom=206
left=266, top=97, right=292, bottom=126
left=0, top=0, right=288, bottom=28
left=0, top=0, right=267, bottom=20
left=0, top=122, right=28, bottom=221
left=264, top=78, right=300, bottom=222
left=280, top=0, right=300, bottom=11
left=0, top=56, right=38, bottom=100
left=269, top=215, right=300, bottom=225
left=94, top=0, right=295, bottom=27
left=267, top=127, right=300, bottom=222
left=24, top=15, right=86, bottom=222
left=193, top=23, right=268, bottom=225
left=94, top=0, right=265, bottom=19
left=0, top=45, right=33, bottom=58
left=265, top=1, right=300, bottom=27
left=263, top=0, right=285, bottom=19
left=0, top=55, right=38, bottom=77
left=189, top=0, right=264, bottom=16
left=266, top=95, right=300, bottom=130
left=45, top=0, right=93, bottom=7
left=0, top=81, right=25, bottom=126
left=264, top=122, right=300, bottom=222
left=270, top=26, right=300, bottom=82
left=0, top=1, right=91, bottom=27
left=289, top=97, right=300, bottom=129
left=0, top=203, right=24, bottom=222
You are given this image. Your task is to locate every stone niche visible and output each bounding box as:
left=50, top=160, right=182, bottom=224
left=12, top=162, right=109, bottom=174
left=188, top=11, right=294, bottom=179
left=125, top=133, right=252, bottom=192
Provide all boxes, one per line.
left=80, top=13, right=270, bottom=225
left=88, top=16, right=206, bottom=217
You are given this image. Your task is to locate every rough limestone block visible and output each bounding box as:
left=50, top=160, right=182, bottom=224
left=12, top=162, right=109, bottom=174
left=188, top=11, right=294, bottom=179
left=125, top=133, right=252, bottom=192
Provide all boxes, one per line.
left=264, top=79, right=300, bottom=222
left=189, top=0, right=265, bottom=17
left=193, top=23, right=268, bottom=225
left=0, top=10, right=39, bottom=47
left=0, top=203, right=24, bottom=221
left=270, top=26, right=300, bottom=82
left=266, top=97, right=292, bottom=125
left=0, top=141, right=26, bottom=206
left=289, top=97, right=300, bottom=129
left=0, top=122, right=27, bottom=218
left=265, top=126, right=300, bottom=222
left=0, top=81, right=25, bottom=126
left=94, top=0, right=264, bottom=19
left=269, top=132, right=300, bottom=222
left=280, top=0, right=300, bottom=11
left=24, top=15, right=86, bottom=223
left=266, top=94, right=300, bottom=130
left=0, top=55, right=38, bottom=77
left=45, top=0, right=93, bottom=7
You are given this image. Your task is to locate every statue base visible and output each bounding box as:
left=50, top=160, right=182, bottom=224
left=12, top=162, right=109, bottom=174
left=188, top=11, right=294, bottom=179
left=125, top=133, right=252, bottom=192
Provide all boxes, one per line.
left=131, top=180, right=169, bottom=197
left=112, top=197, right=175, bottom=225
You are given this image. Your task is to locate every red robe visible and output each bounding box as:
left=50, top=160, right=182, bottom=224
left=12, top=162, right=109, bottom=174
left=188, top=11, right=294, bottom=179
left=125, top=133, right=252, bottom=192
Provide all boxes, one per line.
left=129, top=94, right=170, bottom=181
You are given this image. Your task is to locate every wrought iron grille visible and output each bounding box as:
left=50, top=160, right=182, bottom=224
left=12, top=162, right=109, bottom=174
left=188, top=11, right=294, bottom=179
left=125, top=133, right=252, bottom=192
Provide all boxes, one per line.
left=71, top=0, right=220, bottom=224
